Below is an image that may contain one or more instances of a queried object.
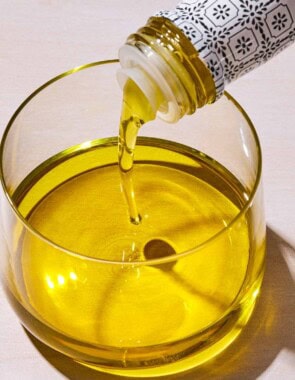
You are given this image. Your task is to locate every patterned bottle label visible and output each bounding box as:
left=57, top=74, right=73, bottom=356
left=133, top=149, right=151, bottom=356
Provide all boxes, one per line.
left=157, top=0, right=295, bottom=98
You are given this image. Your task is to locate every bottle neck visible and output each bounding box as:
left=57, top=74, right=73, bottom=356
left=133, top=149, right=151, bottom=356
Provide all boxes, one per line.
left=118, top=17, right=216, bottom=123
left=159, top=0, right=295, bottom=98
left=119, top=1, right=295, bottom=123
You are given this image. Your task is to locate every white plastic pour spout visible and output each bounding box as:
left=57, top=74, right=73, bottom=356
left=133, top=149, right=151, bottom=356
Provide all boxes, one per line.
left=117, top=44, right=188, bottom=123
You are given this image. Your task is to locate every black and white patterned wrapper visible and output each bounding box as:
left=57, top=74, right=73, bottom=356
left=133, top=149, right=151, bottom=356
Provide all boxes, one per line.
left=157, top=0, right=295, bottom=99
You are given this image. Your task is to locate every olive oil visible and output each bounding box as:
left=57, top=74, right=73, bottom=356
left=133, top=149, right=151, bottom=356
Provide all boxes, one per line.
left=11, top=135, right=264, bottom=375
left=118, top=79, right=156, bottom=225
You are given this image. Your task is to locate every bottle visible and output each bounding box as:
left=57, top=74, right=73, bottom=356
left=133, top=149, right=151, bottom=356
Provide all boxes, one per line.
left=118, top=0, right=295, bottom=123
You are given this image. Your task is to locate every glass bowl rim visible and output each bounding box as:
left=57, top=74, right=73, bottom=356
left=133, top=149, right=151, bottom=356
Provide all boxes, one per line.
left=0, top=59, right=263, bottom=266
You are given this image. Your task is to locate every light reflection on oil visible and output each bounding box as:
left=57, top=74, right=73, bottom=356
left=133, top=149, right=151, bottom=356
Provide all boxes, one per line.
left=45, top=275, right=55, bottom=290
left=69, top=271, right=77, bottom=281
left=57, top=275, right=65, bottom=286
left=45, top=271, right=78, bottom=290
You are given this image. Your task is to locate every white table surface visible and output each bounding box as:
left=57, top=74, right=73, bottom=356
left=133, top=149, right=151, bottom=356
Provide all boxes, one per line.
left=0, top=1, right=294, bottom=379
